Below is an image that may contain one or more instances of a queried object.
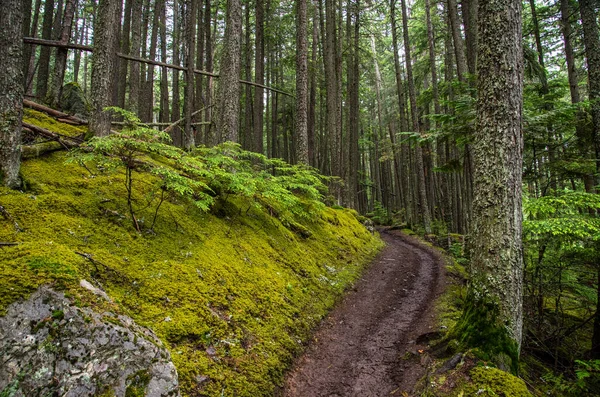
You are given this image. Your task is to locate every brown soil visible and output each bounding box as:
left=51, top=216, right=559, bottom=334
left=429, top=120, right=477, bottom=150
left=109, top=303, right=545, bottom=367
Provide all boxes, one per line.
left=282, top=228, right=446, bottom=397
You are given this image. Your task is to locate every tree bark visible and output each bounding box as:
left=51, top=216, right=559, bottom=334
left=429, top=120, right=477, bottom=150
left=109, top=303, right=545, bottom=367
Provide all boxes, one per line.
left=324, top=0, right=341, bottom=193
left=0, top=0, right=24, bottom=188
left=461, top=0, right=477, bottom=76
left=295, top=0, right=309, bottom=164
left=140, top=0, right=160, bottom=123
left=401, top=0, right=432, bottom=234
left=242, top=3, right=252, bottom=149
left=560, top=0, right=594, bottom=193
left=25, top=0, right=42, bottom=94
left=128, top=0, right=143, bottom=115
left=183, top=0, right=197, bottom=149
left=159, top=0, right=169, bottom=124
left=252, top=0, right=265, bottom=154
left=204, top=0, right=213, bottom=145
left=580, top=0, right=600, bottom=183
left=49, top=0, right=78, bottom=108
left=425, top=0, right=441, bottom=116
left=470, top=0, right=524, bottom=351
left=171, top=0, right=182, bottom=146
left=346, top=1, right=359, bottom=208
left=89, top=0, right=120, bottom=137
left=579, top=0, right=600, bottom=359
left=22, top=0, right=33, bottom=88
left=36, top=0, right=55, bottom=99
left=216, top=0, right=242, bottom=143
left=308, top=8, right=317, bottom=167
left=448, top=0, right=468, bottom=82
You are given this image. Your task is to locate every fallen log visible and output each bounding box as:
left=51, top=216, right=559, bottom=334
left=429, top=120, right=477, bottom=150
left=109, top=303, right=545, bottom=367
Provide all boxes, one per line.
left=22, top=141, right=65, bottom=159
left=23, top=99, right=88, bottom=125
left=163, top=106, right=212, bottom=134
left=22, top=122, right=83, bottom=148
left=23, top=38, right=295, bottom=97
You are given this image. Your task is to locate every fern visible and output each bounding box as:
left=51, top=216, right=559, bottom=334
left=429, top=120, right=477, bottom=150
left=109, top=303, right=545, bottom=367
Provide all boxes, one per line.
left=68, top=108, right=329, bottom=233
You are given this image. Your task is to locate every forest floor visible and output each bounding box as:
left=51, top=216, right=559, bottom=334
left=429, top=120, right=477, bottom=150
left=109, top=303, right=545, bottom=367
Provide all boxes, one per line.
left=282, top=229, right=446, bottom=397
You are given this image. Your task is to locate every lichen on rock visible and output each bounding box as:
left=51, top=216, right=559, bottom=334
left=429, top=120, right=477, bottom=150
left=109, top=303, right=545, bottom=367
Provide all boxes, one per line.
left=0, top=286, right=179, bottom=397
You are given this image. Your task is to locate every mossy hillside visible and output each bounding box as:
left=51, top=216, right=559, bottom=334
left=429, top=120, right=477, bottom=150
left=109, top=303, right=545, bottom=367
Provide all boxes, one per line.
left=0, top=152, right=383, bottom=396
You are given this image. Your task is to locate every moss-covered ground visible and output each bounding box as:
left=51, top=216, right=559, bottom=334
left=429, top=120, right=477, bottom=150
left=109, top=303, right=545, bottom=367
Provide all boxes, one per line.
left=0, top=112, right=383, bottom=396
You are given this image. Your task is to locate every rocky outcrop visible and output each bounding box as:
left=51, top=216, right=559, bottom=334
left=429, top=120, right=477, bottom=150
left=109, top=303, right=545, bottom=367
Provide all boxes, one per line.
left=0, top=286, right=180, bottom=397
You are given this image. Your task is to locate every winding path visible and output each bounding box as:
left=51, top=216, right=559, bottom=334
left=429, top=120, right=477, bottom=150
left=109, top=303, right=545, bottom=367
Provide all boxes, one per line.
left=283, top=229, right=445, bottom=397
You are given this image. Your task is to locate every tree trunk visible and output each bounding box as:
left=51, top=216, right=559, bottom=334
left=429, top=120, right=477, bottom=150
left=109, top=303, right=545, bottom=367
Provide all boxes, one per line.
left=346, top=1, right=359, bottom=208
left=140, top=0, right=160, bottom=123
left=128, top=0, right=143, bottom=115
left=579, top=0, right=600, bottom=359
left=560, top=0, right=594, bottom=193
left=183, top=0, right=197, bottom=149
left=401, top=0, right=432, bottom=233
left=242, top=3, right=252, bottom=149
left=195, top=0, right=205, bottom=142
left=448, top=0, right=468, bottom=82
left=117, top=0, right=132, bottom=109
left=580, top=0, right=600, bottom=184
left=36, top=0, right=55, bottom=99
left=425, top=0, right=441, bottom=116
left=216, top=0, right=242, bottom=143
left=89, top=0, right=120, bottom=137
left=295, top=0, right=309, bottom=164
left=252, top=0, right=265, bottom=154
left=0, top=0, right=23, bottom=188
left=308, top=8, right=317, bottom=167
left=171, top=0, right=182, bottom=146
left=25, top=0, right=42, bottom=94
left=470, top=0, right=524, bottom=353
left=461, top=0, right=477, bottom=75
left=204, top=0, right=213, bottom=145
left=324, top=0, right=341, bottom=195
left=22, top=0, right=33, bottom=88
left=158, top=0, right=169, bottom=124
left=50, top=0, right=78, bottom=108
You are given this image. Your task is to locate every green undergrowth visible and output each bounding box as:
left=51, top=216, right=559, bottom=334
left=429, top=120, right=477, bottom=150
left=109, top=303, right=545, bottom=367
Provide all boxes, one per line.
left=0, top=117, right=383, bottom=396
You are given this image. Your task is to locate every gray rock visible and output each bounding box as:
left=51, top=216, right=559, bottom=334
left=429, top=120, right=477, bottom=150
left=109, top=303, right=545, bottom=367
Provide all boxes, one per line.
left=59, top=82, right=90, bottom=117
left=0, top=286, right=180, bottom=397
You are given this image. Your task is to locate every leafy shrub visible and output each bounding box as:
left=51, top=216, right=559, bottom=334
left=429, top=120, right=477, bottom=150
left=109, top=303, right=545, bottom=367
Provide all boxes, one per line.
left=68, top=108, right=327, bottom=232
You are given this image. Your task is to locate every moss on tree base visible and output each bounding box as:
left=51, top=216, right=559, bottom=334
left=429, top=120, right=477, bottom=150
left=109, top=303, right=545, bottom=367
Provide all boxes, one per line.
left=450, top=293, right=520, bottom=374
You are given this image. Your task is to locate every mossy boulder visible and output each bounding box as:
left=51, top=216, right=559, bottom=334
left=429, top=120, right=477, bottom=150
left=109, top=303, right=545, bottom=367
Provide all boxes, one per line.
left=464, top=366, right=532, bottom=396
left=59, top=82, right=90, bottom=117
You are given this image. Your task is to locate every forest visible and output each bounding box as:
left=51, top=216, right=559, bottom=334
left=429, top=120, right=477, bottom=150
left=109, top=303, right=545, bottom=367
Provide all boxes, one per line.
left=0, top=0, right=599, bottom=395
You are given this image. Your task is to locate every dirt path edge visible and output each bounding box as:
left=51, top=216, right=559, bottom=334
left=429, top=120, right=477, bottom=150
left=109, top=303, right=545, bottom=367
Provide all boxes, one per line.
left=280, top=228, right=447, bottom=397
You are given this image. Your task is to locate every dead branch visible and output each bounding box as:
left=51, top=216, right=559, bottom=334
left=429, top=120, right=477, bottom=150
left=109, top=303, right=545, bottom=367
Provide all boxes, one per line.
left=22, top=122, right=83, bottom=148
left=0, top=205, right=23, bottom=232
left=23, top=99, right=88, bottom=125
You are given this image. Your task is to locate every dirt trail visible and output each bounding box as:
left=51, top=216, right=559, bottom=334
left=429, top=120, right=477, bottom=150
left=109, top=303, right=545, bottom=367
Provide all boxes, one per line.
left=282, top=229, right=445, bottom=397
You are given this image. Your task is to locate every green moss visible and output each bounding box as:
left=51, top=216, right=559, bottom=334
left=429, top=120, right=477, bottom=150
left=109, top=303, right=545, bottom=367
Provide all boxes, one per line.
left=125, top=370, right=151, bottom=397
left=464, top=366, right=532, bottom=396
left=94, top=389, right=116, bottom=397
left=449, top=294, right=520, bottom=374
left=0, top=134, right=383, bottom=396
